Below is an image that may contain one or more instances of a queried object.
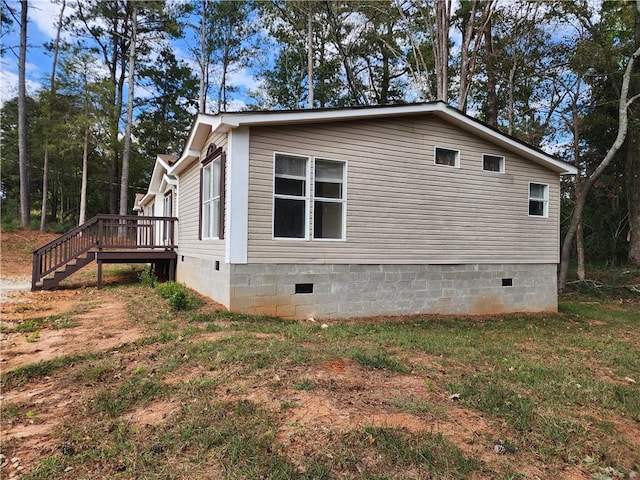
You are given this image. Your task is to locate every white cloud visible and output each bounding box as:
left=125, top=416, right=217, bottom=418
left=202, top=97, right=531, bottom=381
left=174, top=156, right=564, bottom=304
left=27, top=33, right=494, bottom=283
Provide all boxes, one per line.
left=228, top=67, right=258, bottom=93
left=226, top=98, right=247, bottom=113
left=29, top=0, right=65, bottom=39
left=0, top=69, right=43, bottom=104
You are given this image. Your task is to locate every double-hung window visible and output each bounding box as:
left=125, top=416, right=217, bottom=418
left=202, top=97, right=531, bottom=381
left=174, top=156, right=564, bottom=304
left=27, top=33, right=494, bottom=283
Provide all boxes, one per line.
left=201, top=145, right=225, bottom=239
left=163, top=191, right=173, bottom=244
left=274, top=154, right=308, bottom=239
left=314, top=160, right=345, bottom=239
left=273, top=153, right=346, bottom=240
left=528, top=182, right=548, bottom=217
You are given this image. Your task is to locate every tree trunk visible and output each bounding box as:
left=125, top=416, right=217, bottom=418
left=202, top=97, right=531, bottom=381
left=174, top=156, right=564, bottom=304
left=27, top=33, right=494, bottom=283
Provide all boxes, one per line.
left=218, top=40, right=230, bottom=113
left=18, top=0, right=29, bottom=228
left=559, top=45, right=640, bottom=291
left=576, top=221, right=585, bottom=280
left=507, top=62, right=517, bottom=136
left=435, top=0, right=449, bottom=102
left=79, top=125, right=90, bottom=225
left=457, top=0, right=477, bottom=113
left=483, top=15, right=497, bottom=126
left=571, top=87, right=585, bottom=280
left=627, top=123, right=640, bottom=265
left=109, top=34, right=127, bottom=214
left=40, top=151, right=49, bottom=229
left=199, top=0, right=207, bottom=113
left=307, top=6, right=313, bottom=108
left=626, top=0, right=640, bottom=266
left=119, top=4, right=137, bottom=216
left=40, top=0, right=66, bottom=231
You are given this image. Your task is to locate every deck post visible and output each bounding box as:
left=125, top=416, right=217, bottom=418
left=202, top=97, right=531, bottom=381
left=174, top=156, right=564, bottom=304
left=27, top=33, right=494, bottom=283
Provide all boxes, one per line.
left=31, top=251, right=39, bottom=291
left=97, top=260, right=103, bottom=288
left=169, top=258, right=175, bottom=281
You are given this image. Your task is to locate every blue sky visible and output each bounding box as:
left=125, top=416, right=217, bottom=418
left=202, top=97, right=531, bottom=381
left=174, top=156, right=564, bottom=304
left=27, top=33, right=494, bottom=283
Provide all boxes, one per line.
left=0, top=0, right=262, bottom=109
left=1, top=1, right=64, bottom=104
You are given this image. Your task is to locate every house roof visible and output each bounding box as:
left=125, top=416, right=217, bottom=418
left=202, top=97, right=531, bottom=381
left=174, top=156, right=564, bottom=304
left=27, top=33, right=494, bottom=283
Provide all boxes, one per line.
left=132, top=193, right=145, bottom=212
left=139, top=154, right=176, bottom=207
left=157, top=154, right=178, bottom=166
left=169, top=102, right=577, bottom=176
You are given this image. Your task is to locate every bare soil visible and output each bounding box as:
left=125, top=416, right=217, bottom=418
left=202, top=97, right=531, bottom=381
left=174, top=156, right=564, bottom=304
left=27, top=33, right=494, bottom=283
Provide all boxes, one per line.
left=1, top=230, right=147, bottom=478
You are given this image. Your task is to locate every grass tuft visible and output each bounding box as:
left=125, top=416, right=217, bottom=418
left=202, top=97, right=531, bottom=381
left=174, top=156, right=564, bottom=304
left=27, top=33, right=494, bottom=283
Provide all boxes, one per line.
left=350, top=349, right=411, bottom=373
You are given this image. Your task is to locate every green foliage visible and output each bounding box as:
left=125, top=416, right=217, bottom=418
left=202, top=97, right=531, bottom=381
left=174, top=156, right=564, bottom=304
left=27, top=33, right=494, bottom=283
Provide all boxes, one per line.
left=11, top=317, right=46, bottom=333
left=155, top=281, right=203, bottom=311
left=134, top=46, right=198, bottom=160
left=1, top=212, right=19, bottom=232
left=293, top=379, right=314, bottom=391
left=138, top=265, right=158, bottom=288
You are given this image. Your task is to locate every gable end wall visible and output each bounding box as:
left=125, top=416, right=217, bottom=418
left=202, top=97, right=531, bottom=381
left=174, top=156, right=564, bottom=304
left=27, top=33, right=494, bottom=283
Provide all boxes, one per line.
left=247, top=116, right=560, bottom=265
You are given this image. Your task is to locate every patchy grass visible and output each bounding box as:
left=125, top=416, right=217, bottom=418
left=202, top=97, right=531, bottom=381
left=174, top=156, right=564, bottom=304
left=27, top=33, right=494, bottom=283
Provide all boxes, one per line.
left=2, top=313, right=79, bottom=335
left=3, top=277, right=639, bottom=480
left=1, top=353, right=102, bottom=389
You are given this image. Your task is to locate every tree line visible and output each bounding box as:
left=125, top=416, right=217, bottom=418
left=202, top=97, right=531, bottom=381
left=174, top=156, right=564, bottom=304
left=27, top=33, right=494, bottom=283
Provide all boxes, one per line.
left=1, top=0, right=639, bottom=284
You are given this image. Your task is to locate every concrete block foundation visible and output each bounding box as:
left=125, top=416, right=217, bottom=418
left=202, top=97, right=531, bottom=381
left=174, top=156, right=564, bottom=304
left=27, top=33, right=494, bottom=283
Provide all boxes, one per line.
left=224, top=263, right=557, bottom=319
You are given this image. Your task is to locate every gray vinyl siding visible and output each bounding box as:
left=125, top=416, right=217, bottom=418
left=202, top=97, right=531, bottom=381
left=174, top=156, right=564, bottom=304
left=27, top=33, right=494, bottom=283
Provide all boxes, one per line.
left=246, top=116, right=561, bottom=264
left=176, top=131, right=227, bottom=259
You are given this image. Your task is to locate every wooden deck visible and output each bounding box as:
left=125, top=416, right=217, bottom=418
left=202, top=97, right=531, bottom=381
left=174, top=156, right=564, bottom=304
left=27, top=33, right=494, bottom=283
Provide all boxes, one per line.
left=95, top=250, right=177, bottom=287
left=32, top=215, right=178, bottom=291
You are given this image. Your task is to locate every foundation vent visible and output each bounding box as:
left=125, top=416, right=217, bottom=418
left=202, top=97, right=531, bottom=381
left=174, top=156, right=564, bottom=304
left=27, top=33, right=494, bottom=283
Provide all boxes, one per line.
left=295, top=283, right=313, bottom=294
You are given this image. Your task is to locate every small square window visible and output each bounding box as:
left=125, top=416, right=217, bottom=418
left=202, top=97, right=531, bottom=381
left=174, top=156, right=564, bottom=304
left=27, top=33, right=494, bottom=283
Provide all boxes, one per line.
left=435, top=147, right=460, bottom=167
left=529, top=183, right=549, bottom=217
left=483, top=154, right=504, bottom=173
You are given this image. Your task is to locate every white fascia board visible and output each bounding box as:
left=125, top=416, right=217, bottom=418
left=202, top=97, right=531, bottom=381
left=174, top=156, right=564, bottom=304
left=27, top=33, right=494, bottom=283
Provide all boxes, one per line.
left=170, top=149, right=204, bottom=176
left=169, top=113, right=221, bottom=175
left=159, top=174, right=177, bottom=196
left=139, top=192, right=155, bottom=207
left=213, top=102, right=576, bottom=176
left=147, top=158, right=170, bottom=193
left=213, top=103, right=441, bottom=131
left=433, top=106, right=577, bottom=175
left=162, top=174, right=178, bottom=186
left=156, top=156, right=171, bottom=171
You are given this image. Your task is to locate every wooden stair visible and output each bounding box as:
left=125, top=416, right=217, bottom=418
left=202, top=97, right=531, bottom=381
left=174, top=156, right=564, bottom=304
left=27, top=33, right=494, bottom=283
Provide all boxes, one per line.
left=36, top=252, right=96, bottom=290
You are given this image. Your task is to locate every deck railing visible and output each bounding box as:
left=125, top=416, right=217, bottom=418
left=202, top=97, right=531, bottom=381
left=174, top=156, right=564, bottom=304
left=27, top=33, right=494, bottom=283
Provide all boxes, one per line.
left=32, top=215, right=177, bottom=290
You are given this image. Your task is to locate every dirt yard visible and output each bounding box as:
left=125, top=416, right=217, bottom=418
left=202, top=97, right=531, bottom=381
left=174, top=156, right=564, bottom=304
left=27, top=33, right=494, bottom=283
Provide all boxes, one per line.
left=1, top=232, right=132, bottom=473
left=1, top=229, right=637, bottom=480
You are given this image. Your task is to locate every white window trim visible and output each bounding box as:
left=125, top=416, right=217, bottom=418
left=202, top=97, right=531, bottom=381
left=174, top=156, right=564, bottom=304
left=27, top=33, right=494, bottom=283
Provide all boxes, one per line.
left=202, top=160, right=221, bottom=240
left=482, top=153, right=505, bottom=173
left=163, top=192, right=172, bottom=216
left=528, top=182, right=549, bottom=218
left=272, top=152, right=348, bottom=241
left=272, top=152, right=310, bottom=241
left=434, top=146, right=460, bottom=168
left=313, top=157, right=347, bottom=242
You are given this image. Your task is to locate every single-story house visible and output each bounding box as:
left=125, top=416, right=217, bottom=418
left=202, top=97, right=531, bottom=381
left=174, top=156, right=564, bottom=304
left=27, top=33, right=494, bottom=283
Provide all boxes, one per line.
left=137, top=101, right=577, bottom=319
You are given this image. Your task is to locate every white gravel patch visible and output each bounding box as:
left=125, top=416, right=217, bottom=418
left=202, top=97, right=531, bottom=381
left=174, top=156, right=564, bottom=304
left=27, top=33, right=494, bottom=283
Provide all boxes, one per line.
left=0, top=277, right=31, bottom=303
